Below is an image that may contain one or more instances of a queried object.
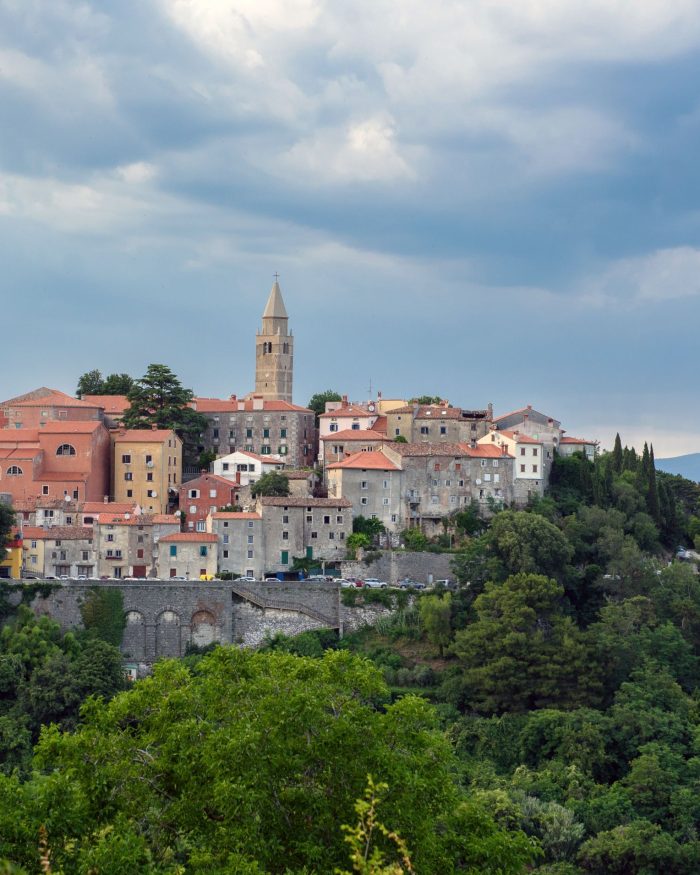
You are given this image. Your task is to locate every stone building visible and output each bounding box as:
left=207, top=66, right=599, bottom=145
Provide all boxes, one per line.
left=258, top=496, right=353, bottom=574
left=157, top=532, right=218, bottom=579
left=326, top=450, right=402, bottom=532
left=319, top=428, right=390, bottom=465
left=384, top=403, right=492, bottom=444
left=558, top=436, right=598, bottom=460
left=193, top=396, right=315, bottom=468
left=478, top=428, right=547, bottom=503
left=208, top=511, right=264, bottom=580
left=255, top=279, right=294, bottom=403
left=22, top=526, right=97, bottom=578
left=93, top=511, right=179, bottom=578
left=112, top=428, right=182, bottom=514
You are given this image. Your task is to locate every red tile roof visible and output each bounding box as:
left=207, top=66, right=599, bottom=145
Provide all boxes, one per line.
left=178, top=473, right=238, bottom=490
left=112, top=429, right=177, bottom=442
left=463, top=445, right=513, bottom=459
left=388, top=442, right=513, bottom=459
left=22, top=526, right=93, bottom=540
left=159, top=532, right=218, bottom=543
left=82, top=501, right=137, bottom=514
left=193, top=397, right=313, bottom=414
left=10, top=390, right=100, bottom=409
left=95, top=512, right=179, bottom=526
left=40, top=421, right=105, bottom=434
left=319, top=404, right=374, bottom=419
left=320, top=428, right=389, bottom=442
left=260, top=497, right=353, bottom=508
left=82, top=395, right=130, bottom=414
left=327, top=450, right=401, bottom=471
left=496, top=430, right=542, bottom=444
left=372, top=415, right=388, bottom=434
left=560, top=436, right=597, bottom=445
left=211, top=512, right=261, bottom=520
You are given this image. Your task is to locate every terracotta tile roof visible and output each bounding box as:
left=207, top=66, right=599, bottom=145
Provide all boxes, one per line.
left=82, top=501, right=137, bottom=514
left=319, top=404, right=374, bottom=419
left=496, top=430, right=542, bottom=444
left=260, top=497, right=353, bottom=508
left=463, top=445, right=513, bottom=459
left=82, top=395, right=130, bottom=414
left=320, top=428, right=389, bottom=442
left=95, top=512, right=179, bottom=526
left=0, top=447, right=40, bottom=459
left=560, top=436, right=597, bottom=445
left=372, top=415, right=388, bottom=434
left=0, top=387, right=54, bottom=406
left=493, top=406, right=558, bottom=424
left=22, top=526, right=93, bottom=540
left=327, top=450, right=401, bottom=471
left=10, top=390, right=100, bottom=409
left=0, top=429, right=40, bottom=444
left=159, top=532, right=218, bottom=543
left=112, top=429, right=177, bottom=442
left=39, top=421, right=105, bottom=434
left=211, top=511, right=261, bottom=520
left=388, top=442, right=470, bottom=457
left=178, top=473, right=238, bottom=491
left=193, top=397, right=313, bottom=414
left=283, top=470, right=312, bottom=480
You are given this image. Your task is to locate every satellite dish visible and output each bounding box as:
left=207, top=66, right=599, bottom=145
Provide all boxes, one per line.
left=151, top=491, right=157, bottom=498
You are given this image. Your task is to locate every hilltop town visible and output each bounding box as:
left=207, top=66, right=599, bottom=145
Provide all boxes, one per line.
left=0, top=279, right=597, bottom=583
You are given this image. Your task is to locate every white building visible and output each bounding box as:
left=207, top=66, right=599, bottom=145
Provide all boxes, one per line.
left=212, top=450, right=286, bottom=487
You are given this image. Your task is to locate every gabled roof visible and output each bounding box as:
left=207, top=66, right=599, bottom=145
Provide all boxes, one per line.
left=387, top=442, right=469, bottom=457
left=178, top=473, right=238, bottom=490
left=493, top=405, right=559, bottom=424
left=496, top=430, right=542, bottom=444
left=10, top=389, right=100, bottom=409
left=40, top=421, right=105, bottom=434
left=320, top=404, right=374, bottom=419
left=22, top=525, right=93, bottom=540
left=211, top=512, right=261, bottom=520
left=159, top=532, right=218, bottom=543
left=463, top=445, right=513, bottom=459
left=262, top=280, right=288, bottom=319
left=260, top=497, right=353, bottom=508
left=82, top=395, right=130, bottom=414
left=327, top=450, right=400, bottom=471
left=320, top=428, right=389, bottom=443
left=1, top=387, right=55, bottom=406
left=112, top=429, right=177, bottom=442
left=95, top=512, right=179, bottom=526
left=82, top=501, right=138, bottom=514
left=193, top=397, right=313, bottom=414
left=560, top=436, right=597, bottom=445
left=372, top=415, right=388, bottom=434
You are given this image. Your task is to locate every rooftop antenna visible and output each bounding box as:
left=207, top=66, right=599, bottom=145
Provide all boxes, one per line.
left=368, top=377, right=372, bottom=400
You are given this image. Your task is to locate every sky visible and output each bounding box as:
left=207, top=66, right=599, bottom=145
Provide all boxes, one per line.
left=1, top=0, right=699, bottom=457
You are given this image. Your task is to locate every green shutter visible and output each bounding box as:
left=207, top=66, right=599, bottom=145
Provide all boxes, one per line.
left=281, top=550, right=289, bottom=565
left=306, top=546, right=313, bottom=559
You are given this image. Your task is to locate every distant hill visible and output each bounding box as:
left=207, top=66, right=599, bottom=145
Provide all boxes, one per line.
left=656, top=453, right=700, bottom=483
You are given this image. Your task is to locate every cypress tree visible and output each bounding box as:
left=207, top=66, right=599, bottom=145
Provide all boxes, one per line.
left=647, top=444, right=662, bottom=524
left=612, top=433, right=623, bottom=473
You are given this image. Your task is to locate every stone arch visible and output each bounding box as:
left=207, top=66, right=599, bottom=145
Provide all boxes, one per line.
left=190, top=609, right=221, bottom=649
left=122, top=610, right=146, bottom=661
left=156, top=608, right=181, bottom=658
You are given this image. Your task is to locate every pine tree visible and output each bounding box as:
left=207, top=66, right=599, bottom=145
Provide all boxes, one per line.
left=612, top=433, right=623, bottom=473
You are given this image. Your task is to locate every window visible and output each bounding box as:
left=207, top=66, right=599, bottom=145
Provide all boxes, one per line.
left=445, top=479, right=451, bottom=487
left=532, top=465, right=538, bottom=473
left=223, top=534, right=229, bottom=544
left=431, top=495, right=439, bottom=504
left=280, top=428, right=287, bottom=438
left=189, top=489, right=199, bottom=499
left=532, top=448, right=538, bottom=457
left=391, top=514, right=397, bottom=523
left=440, top=426, right=447, bottom=435
left=169, top=545, right=177, bottom=557
left=147, top=490, right=154, bottom=498
left=323, top=515, right=330, bottom=524
left=382, top=498, right=390, bottom=505
left=199, top=546, right=208, bottom=557
left=136, top=548, right=144, bottom=559
left=247, top=549, right=254, bottom=559
left=282, top=515, right=289, bottom=524
left=106, top=534, right=114, bottom=542
left=279, top=446, right=288, bottom=455
left=311, top=531, right=318, bottom=539
left=420, top=426, right=429, bottom=435
left=223, top=550, right=229, bottom=558
left=432, top=479, right=438, bottom=486
left=306, top=514, right=313, bottom=523
left=146, top=472, right=153, bottom=481
left=31, top=540, right=37, bottom=549
left=124, top=472, right=133, bottom=481
left=520, top=464, right=526, bottom=473
left=222, top=463, right=229, bottom=471
left=196, top=521, right=206, bottom=532
left=246, top=428, right=253, bottom=438
left=56, top=444, right=76, bottom=456
left=263, top=428, right=270, bottom=438
left=261, top=446, right=271, bottom=455
left=329, top=532, right=335, bottom=540
left=361, top=481, right=368, bottom=489
left=281, top=550, right=289, bottom=565
left=121, top=454, right=131, bottom=464
left=492, top=459, right=499, bottom=467
left=247, top=520, right=254, bottom=528
left=81, top=551, right=89, bottom=561
left=336, top=515, right=343, bottom=524
left=209, top=489, right=217, bottom=498
left=520, top=447, right=526, bottom=456
left=459, top=479, right=464, bottom=487
left=360, top=497, right=368, bottom=505
left=247, top=535, right=254, bottom=544
left=145, top=455, right=153, bottom=464
left=480, top=460, right=486, bottom=467
left=6, top=465, right=22, bottom=475
left=329, top=423, right=338, bottom=432
left=42, top=485, right=49, bottom=496
left=484, top=473, right=491, bottom=481
left=282, top=531, right=289, bottom=540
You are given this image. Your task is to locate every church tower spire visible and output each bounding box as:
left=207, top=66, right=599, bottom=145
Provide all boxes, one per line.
left=255, top=276, right=294, bottom=402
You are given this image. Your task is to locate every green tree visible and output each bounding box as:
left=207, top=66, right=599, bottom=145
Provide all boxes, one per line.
left=408, top=396, right=446, bottom=405
left=419, top=594, right=453, bottom=656
left=121, top=364, right=207, bottom=462
left=102, top=372, right=134, bottom=395
left=452, top=574, right=600, bottom=713
left=76, top=370, right=133, bottom=397
left=347, top=532, right=371, bottom=553
left=488, top=511, right=574, bottom=580
left=353, top=515, right=386, bottom=540
left=308, top=390, right=342, bottom=420
left=0, top=505, right=14, bottom=563
left=0, top=649, right=537, bottom=873
left=612, top=433, right=623, bottom=474
left=250, top=471, right=290, bottom=497
left=75, top=368, right=104, bottom=397
left=401, top=529, right=429, bottom=551
left=394, top=435, right=408, bottom=443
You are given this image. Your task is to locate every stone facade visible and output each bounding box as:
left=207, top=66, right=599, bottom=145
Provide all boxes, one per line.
left=22, top=526, right=96, bottom=578
left=258, top=496, right=353, bottom=573
left=209, top=511, right=264, bottom=580
left=340, top=550, right=455, bottom=586
left=385, top=403, right=492, bottom=445
left=93, top=512, right=180, bottom=578
left=193, top=396, right=316, bottom=469
left=157, top=533, right=218, bottom=579
left=255, top=280, right=294, bottom=402
left=326, top=450, right=403, bottom=532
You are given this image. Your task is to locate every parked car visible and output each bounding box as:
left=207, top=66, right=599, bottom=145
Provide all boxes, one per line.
left=434, top=579, right=455, bottom=589
left=399, top=579, right=426, bottom=590
left=337, top=579, right=354, bottom=588
left=265, top=577, right=279, bottom=582
left=237, top=576, right=257, bottom=583
left=362, top=578, right=388, bottom=589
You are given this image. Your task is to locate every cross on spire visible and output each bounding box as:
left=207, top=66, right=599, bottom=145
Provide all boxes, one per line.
left=273, top=272, right=280, bottom=282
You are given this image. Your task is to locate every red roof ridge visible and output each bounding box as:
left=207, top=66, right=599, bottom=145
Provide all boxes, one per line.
left=327, top=450, right=400, bottom=471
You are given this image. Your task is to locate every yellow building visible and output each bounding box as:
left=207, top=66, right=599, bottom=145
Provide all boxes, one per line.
left=0, top=533, right=23, bottom=579
left=112, top=428, right=182, bottom=514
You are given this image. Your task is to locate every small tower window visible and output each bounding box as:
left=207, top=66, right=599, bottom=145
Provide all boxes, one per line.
left=56, top=443, right=76, bottom=456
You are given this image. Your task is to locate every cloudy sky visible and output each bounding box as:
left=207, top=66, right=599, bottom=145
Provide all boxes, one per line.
left=1, top=0, right=699, bottom=456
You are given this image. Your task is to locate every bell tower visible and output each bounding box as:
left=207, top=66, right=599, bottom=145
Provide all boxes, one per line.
left=255, top=276, right=294, bottom=402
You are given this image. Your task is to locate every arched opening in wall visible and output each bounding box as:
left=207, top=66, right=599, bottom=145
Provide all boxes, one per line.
left=190, top=609, right=221, bottom=649
left=122, top=610, right=146, bottom=661
left=156, top=609, right=181, bottom=657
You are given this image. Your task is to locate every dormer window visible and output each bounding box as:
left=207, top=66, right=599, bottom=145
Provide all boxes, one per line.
left=7, top=465, right=22, bottom=475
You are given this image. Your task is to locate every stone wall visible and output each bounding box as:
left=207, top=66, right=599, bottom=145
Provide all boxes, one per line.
left=340, top=551, right=454, bottom=585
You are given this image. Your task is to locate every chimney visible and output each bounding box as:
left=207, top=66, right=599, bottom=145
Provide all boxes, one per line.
left=238, top=400, right=245, bottom=411
left=253, top=395, right=264, bottom=411
left=119, top=428, right=126, bottom=436
left=103, top=495, right=109, bottom=503
left=487, top=402, right=493, bottom=420
left=229, top=394, right=237, bottom=402
left=341, top=394, right=348, bottom=407
left=502, top=444, right=508, bottom=455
